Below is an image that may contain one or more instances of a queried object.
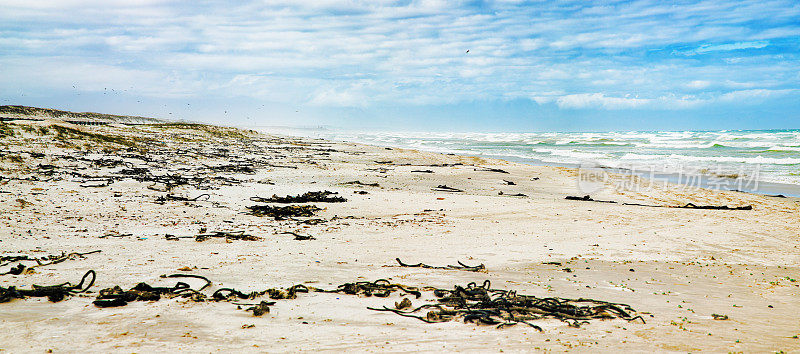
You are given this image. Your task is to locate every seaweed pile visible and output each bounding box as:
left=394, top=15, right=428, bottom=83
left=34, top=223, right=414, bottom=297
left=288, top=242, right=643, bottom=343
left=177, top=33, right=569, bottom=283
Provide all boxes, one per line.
left=246, top=205, right=321, bottom=219
left=0, top=270, right=95, bottom=303
left=369, top=280, right=644, bottom=330
left=93, top=274, right=211, bottom=307
left=250, top=191, right=346, bottom=203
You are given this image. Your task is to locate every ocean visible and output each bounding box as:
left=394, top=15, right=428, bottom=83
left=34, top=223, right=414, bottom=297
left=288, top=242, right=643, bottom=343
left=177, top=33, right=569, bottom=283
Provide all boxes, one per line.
left=267, top=128, right=800, bottom=196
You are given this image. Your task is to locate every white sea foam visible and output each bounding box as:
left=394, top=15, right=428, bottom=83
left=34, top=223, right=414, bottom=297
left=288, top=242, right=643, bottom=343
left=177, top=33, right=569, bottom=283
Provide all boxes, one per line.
left=306, top=129, right=800, bottom=185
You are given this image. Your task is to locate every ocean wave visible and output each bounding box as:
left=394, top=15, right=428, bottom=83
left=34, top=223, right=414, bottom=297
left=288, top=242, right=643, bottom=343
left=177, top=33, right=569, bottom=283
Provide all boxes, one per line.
left=765, top=145, right=800, bottom=152
left=309, top=129, right=800, bottom=186
left=620, top=153, right=800, bottom=165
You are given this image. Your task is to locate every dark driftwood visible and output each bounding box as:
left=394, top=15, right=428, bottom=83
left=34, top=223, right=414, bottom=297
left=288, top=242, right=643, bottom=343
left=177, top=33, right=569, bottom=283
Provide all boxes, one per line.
left=432, top=185, right=463, bottom=192
left=395, top=258, right=486, bottom=272
left=475, top=167, right=509, bottom=174
left=565, top=195, right=752, bottom=210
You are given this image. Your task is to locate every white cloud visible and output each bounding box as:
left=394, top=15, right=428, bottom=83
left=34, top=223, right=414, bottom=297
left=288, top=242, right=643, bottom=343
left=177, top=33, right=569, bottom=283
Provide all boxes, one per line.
left=0, top=0, right=798, bottom=113
left=718, top=89, right=796, bottom=101
left=674, top=41, right=770, bottom=56
left=686, top=80, right=711, bottom=89
left=556, top=93, right=652, bottom=109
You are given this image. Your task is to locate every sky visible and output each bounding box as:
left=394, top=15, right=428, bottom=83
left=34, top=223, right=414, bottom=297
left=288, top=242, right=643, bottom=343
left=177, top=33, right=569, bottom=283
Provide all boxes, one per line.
left=1, top=0, right=799, bottom=132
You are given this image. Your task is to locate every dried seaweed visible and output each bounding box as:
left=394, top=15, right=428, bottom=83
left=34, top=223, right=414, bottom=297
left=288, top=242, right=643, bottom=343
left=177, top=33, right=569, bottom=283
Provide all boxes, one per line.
left=369, top=280, right=644, bottom=330
left=342, top=180, right=380, bottom=187
left=195, top=231, right=260, bottom=242
left=0, top=270, right=95, bottom=303
left=1, top=250, right=101, bottom=275
left=250, top=191, right=346, bottom=203
left=246, top=205, right=321, bottom=219
left=395, top=258, right=486, bottom=272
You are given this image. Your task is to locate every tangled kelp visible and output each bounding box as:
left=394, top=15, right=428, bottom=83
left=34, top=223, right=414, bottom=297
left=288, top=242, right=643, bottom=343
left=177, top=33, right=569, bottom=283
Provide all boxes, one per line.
left=195, top=231, right=260, bottom=242
left=246, top=204, right=321, bottom=219
left=93, top=274, right=211, bottom=307
left=250, top=191, right=346, bottom=203
left=1, top=250, right=101, bottom=276
left=0, top=270, right=96, bottom=303
left=1, top=268, right=646, bottom=330
left=369, top=280, right=644, bottom=330
left=395, top=258, right=486, bottom=273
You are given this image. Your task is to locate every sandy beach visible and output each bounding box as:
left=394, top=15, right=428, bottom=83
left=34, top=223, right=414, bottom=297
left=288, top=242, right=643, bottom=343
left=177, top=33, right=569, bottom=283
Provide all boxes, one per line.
left=1, top=116, right=799, bottom=352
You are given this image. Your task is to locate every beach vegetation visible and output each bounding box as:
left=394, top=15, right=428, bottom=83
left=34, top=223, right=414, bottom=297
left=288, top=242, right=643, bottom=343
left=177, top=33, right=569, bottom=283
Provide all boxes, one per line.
left=49, top=125, right=136, bottom=148
left=2, top=154, right=24, bottom=163
left=147, top=122, right=248, bottom=140
left=0, top=121, right=15, bottom=138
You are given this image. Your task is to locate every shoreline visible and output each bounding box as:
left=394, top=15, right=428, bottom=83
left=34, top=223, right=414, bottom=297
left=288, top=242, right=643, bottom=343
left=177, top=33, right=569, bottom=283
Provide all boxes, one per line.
left=266, top=128, right=800, bottom=198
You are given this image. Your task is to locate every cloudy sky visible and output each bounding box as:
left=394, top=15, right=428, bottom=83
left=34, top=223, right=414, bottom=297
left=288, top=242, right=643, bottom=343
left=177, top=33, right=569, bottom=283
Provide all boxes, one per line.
left=2, top=0, right=799, bottom=131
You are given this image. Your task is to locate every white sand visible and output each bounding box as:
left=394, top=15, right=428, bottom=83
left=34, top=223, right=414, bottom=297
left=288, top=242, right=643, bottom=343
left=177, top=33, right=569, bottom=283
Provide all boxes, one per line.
left=1, top=120, right=799, bottom=352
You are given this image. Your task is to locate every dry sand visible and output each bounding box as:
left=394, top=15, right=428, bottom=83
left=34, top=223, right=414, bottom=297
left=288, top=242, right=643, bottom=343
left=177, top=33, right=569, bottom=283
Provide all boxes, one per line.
left=1, top=119, right=799, bottom=352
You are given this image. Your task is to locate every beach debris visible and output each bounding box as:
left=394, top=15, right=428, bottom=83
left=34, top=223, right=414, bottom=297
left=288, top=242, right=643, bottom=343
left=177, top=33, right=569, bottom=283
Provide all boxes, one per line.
left=299, top=218, right=327, bottom=225
left=316, top=279, right=422, bottom=298
left=432, top=185, right=463, bottom=193
left=100, top=233, right=133, bottom=239
left=428, top=163, right=463, bottom=167
left=565, top=195, right=616, bottom=203
left=2, top=268, right=646, bottom=331
left=353, top=190, right=369, bottom=195
left=396, top=298, right=412, bottom=309
left=375, top=160, right=393, bottom=164
left=712, top=314, right=729, bottom=320
left=411, top=170, right=434, bottom=173
left=498, top=191, right=527, bottom=197
left=368, top=280, right=644, bottom=330
left=395, top=258, right=486, bottom=272
left=475, top=167, right=509, bottom=174
left=1, top=250, right=101, bottom=275
left=679, top=203, right=752, bottom=210
left=250, top=191, right=346, bottom=203
left=93, top=274, right=211, bottom=307
left=248, top=301, right=274, bottom=316
left=155, top=193, right=210, bottom=204
left=205, top=163, right=255, bottom=174
left=342, top=180, right=380, bottom=187
left=565, top=195, right=752, bottom=210
left=279, top=231, right=316, bottom=240
left=1, top=270, right=95, bottom=303
left=212, top=284, right=310, bottom=302
left=246, top=205, right=321, bottom=219
left=195, top=231, right=260, bottom=242
left=80, top=179, right=113, bottom=188
left=502, top=180, right=516, bottom=185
